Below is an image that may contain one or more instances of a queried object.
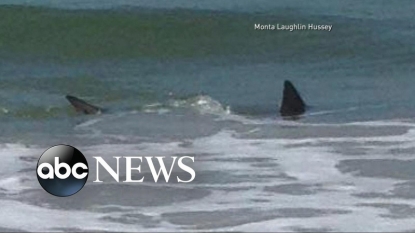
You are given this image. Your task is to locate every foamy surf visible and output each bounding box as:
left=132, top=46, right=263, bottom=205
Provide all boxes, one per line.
left=2, top=1, right=415, bottom=231
left=1, top=116, right=415, bottom=231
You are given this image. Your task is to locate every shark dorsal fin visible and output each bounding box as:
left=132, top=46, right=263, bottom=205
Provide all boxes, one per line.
left=279, top=80, right=306, bottom=117
left=65, top=95, right=102, bottom=115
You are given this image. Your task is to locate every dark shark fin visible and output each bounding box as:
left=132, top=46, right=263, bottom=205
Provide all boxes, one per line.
left=65, top=95, right=102, bottom=115
left=279, top=80, right=306, bottom=117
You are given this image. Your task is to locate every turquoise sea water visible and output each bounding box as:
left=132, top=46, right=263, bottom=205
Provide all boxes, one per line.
left=0, top=3, right=414, bottom=123
left=1, top=1, right=415, bottom=232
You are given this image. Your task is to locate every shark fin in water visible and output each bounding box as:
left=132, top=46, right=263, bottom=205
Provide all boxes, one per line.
left=279, top=80, right=306, bottom=118
left=65, top=95, right=102, bottom=115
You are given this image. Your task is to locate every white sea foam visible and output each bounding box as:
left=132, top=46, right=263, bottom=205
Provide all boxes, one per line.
left=2, top=118, right=415, bottom=231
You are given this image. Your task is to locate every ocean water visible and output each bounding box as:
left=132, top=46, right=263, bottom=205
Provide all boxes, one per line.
left=1, top=0, right=415, bottom=232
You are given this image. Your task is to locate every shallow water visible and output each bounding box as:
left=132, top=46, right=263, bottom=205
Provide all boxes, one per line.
left=1, top=1, right=415, bottom=232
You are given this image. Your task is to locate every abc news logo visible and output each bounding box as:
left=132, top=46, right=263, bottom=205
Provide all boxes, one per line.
left=37, top=145, right=195, bottom=197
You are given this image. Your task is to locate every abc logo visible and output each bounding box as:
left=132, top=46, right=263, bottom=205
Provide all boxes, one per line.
left=36, top=145, right=88, bottom=197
